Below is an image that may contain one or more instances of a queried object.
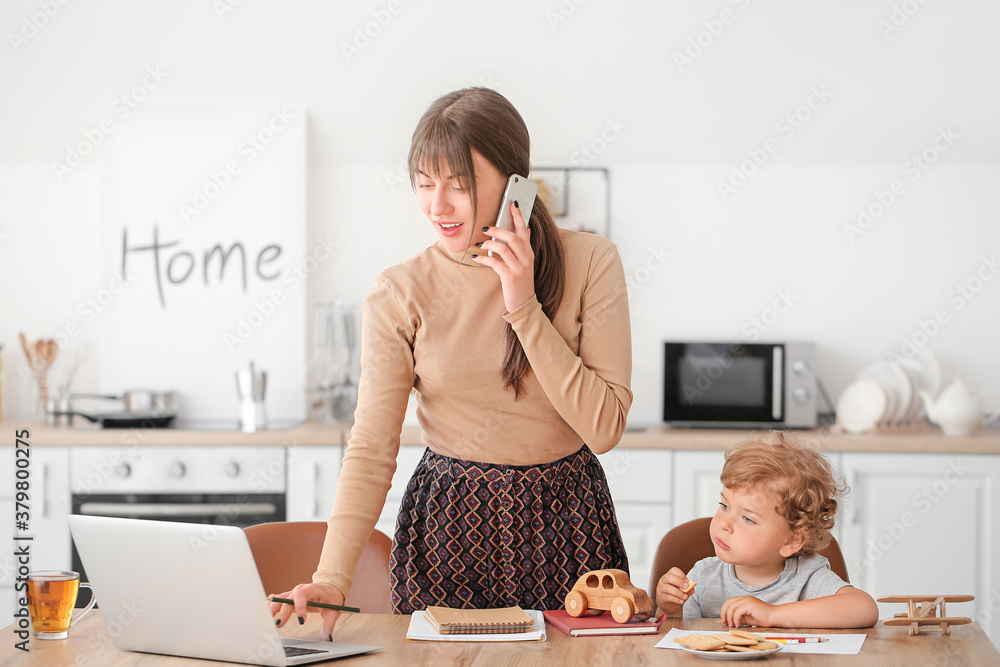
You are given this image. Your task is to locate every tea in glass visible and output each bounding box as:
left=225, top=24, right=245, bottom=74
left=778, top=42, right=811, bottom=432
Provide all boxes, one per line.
left=26, top=570, right=95, bottom=639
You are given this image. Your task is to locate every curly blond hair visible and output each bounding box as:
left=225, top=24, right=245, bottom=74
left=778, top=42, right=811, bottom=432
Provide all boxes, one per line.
left=720, top=432, right=847, bottom=555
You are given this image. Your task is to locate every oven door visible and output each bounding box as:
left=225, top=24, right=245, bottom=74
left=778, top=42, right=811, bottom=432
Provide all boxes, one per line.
left=663, top=342, right=784, bottom=425
left=70, top=492, right=285, bottom=592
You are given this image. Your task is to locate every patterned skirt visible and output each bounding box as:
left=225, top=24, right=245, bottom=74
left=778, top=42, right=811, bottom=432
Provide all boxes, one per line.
left=389, top=445, right=628, bottom=613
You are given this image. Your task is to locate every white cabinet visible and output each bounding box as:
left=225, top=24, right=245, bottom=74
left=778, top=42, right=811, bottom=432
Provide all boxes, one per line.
left=597, top=449, right=673, bottom=594
left=0, top=446, right=14, bottom=624
left=286, top=446, right=343, bottom=521
left=287, top=442, right=426, bottom=538
left=839, top=453, right=1000, bottom=647
left=29, top=447, right=72, bottom=571
left=1, top=444, right=71, bottom=627
left=673, top=450, right=727, bottom=526
left=375, top=446, right=426, bottom=539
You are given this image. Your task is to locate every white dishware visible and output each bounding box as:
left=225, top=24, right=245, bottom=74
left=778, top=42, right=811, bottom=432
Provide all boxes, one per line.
left=877, top=380, right=898, bottom=428
left=920, top=378, right=1000, bottom=436
left=913, top=347, right=942, bottom=396
left=676, top=642, right=783, bottom=660
left=858, top=359, right=912, bottom=426
left=837, top=380, right=888, bottom=434
left=894, top=361, right=923, bottom=423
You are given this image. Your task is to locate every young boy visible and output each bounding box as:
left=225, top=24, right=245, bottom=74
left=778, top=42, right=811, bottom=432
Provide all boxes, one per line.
left=656, top=433, right=879, bottom=628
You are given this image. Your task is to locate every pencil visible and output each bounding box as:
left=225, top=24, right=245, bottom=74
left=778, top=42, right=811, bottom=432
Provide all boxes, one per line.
left=764, top=636, right=828, bottom=643
left=269, top=596, right=361, bottom=614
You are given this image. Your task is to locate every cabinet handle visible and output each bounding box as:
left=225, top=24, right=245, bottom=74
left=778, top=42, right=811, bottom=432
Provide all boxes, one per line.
left=42, top=464, right=49, bottom=518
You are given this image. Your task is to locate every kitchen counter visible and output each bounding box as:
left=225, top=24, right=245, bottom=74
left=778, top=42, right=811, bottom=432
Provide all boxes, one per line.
left=4, top=420, right=999, bottom=453
left=3, top=419, right=347, bottom=446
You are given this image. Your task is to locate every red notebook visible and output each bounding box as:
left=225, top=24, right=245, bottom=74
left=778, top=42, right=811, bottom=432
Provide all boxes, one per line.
left=543, top=609, right=668, bottom=637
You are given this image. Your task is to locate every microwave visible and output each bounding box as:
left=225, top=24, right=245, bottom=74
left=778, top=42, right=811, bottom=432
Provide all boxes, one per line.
left=662, top=342, right=818, bottom=429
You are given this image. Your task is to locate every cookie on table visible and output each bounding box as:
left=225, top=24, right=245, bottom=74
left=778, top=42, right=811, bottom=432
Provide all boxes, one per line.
left=713, top=632, right=757, bottom=646
left=674, top=634, right=726, bottom=651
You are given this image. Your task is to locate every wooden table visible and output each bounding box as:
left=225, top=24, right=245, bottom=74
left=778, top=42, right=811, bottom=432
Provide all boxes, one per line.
left=3, top=614, right=998, bottom=666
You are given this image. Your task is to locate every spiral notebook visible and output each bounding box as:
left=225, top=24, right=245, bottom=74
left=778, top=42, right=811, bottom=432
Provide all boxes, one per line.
left=406, top=609, right=546, bottom=643
left=424, top=606, right=535, bottom=635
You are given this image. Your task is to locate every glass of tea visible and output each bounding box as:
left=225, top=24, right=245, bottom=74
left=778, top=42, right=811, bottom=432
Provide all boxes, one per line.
left=26, top=570, right=96, bottom=639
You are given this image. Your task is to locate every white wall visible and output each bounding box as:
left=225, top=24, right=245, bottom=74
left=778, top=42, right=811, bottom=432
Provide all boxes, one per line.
left=1, top=1, right=998, bottom=425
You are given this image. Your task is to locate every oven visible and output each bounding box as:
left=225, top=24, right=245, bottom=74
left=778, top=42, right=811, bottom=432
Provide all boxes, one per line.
left=69, top=446, right=286, bottom=591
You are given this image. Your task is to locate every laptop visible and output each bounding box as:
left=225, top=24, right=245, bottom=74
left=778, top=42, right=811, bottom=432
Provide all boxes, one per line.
left=68, top=515, right=380, bottom=665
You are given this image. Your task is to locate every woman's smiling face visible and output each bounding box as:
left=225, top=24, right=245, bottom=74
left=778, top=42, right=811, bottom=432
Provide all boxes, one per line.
left=415, top=150, right=506, bottom=253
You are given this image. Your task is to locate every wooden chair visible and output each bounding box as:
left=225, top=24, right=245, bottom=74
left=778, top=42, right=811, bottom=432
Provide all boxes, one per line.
left=647, top=517, right=850, bottom=601
left=243, top=521, right=393, bottom=614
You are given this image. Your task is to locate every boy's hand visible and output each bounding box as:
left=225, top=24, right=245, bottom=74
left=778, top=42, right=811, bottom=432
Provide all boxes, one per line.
left=655, top=567, right=695, bottom=616
left=720, top=596, right=777, bottom=628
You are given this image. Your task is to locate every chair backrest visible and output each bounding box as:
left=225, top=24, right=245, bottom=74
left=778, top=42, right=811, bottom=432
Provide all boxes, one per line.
left=647, top=517, right=850, bottom=601
left=243, top=521, right=392, bottom=614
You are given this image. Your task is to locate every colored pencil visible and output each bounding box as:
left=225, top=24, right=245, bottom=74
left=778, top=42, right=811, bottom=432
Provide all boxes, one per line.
left=764, top=636, right=828, bottom=643
left=269, top=596, right=360, bottom=614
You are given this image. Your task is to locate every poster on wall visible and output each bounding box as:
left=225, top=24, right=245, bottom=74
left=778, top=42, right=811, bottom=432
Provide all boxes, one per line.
left=100, top=109, right=307, bottom=425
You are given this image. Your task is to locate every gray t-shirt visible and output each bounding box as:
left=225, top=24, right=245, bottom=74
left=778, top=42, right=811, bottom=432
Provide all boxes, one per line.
left=683, top=553, right=849, bottom=618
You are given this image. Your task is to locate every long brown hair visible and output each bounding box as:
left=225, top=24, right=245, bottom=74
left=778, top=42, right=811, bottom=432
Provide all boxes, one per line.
left=408, top=87, right=565, bottom=397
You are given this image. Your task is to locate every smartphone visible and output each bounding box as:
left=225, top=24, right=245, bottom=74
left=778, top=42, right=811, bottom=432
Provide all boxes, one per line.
left=488, top=174, right=537, bottom=257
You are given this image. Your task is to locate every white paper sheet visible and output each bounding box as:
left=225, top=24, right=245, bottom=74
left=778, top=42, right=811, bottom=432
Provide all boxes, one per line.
left=406, top=609, right=547, bottom=642
left=656, top=628, right=867, bottom=655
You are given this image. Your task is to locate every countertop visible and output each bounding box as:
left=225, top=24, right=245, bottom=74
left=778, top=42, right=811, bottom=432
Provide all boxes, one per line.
left=5, top=420, right=1000, bottom=454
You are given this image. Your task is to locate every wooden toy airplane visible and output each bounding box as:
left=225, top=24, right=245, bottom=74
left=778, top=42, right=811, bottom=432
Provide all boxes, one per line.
left=878, top=595, right=975, bottom=636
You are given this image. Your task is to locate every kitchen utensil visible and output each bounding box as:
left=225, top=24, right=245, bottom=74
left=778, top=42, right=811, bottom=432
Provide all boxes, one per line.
left=308, top=302, right=336, bottom=417
left=876, top=380, right=898, bottom=429
left=330, top=305, right=359, bottom=421
left=920, top=378, right=1000, bottom=436
left=49, top=410, right=176, bottom=429
left=67, top=390, right=179, bottom=412
left=857, top=359, right=911, bottom=426
left=836, top=380, right=888, bottom=434
left=894, top=362, right=923, bottom=423
left=236, top=362, right=267, bottom=432
left=152, top=391, right=179, bottom=413
left=19, top=332, right=59, bottom=419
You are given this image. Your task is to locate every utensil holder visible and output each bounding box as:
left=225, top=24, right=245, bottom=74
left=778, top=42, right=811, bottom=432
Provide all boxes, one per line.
left=239, top=400, right=267, bottom=433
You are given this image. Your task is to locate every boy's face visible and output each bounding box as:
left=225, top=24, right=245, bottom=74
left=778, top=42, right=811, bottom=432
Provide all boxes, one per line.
left=710, top=485, right=804, bottom=574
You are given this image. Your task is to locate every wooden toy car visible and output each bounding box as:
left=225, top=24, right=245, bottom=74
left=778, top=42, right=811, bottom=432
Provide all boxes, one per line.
left=564, top=569, right=654, bottom=623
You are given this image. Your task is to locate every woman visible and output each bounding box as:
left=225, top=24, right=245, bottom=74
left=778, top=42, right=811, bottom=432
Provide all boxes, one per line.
left=272, top=88, right=632, bottom=639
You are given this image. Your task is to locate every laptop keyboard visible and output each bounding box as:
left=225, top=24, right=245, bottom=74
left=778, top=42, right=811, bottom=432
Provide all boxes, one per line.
left=284, top=646, right=329, bottom=657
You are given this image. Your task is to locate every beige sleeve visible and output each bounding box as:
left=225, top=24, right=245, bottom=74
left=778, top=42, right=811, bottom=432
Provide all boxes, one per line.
left=312, top=276, right=414, bottom=598
left=503, top=242, right=632, bottom=453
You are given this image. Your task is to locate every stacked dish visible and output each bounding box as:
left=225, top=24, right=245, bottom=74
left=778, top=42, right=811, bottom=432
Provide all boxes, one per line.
left=837, top=349, right=941, bottom=434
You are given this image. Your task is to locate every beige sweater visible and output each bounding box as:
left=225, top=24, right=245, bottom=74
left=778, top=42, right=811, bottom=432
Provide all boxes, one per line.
left=313, top=229, right=632, bottom=598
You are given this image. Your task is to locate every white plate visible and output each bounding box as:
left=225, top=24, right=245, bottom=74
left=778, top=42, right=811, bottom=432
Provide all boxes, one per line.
left=677, top=643, right=783, bottom=660
left=837, top=380, right=888, bottom=433
left=857, top=360, right=910, bottom=425
left=913, top=347, right=942, bottom=396
left=894, top=362, right=922, bottom=423
left=876, top=380, right=898, bottom=428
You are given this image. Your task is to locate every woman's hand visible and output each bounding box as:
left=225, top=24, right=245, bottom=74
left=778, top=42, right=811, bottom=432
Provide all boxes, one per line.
left=473, top=201, right=535, bottom=313
left=655, top=567, right=694, bottom=617
left=268, top=581, right=346, bottom=641
left=720, top=595, right=777, bottom=628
